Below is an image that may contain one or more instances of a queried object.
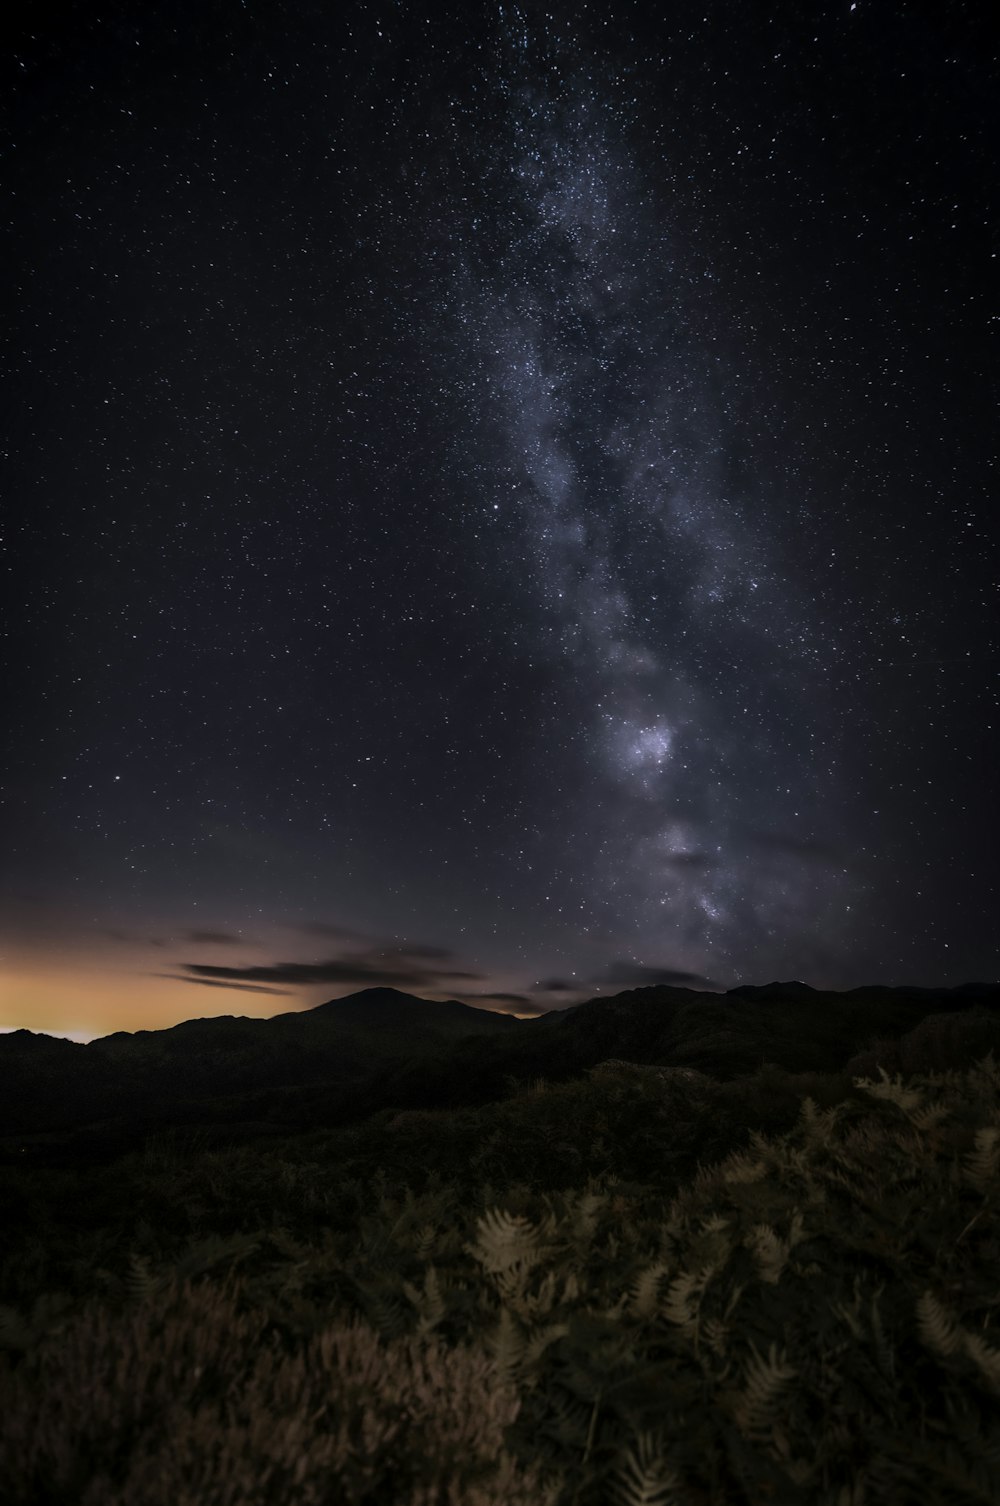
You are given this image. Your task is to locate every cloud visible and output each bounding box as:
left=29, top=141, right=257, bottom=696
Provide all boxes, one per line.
left=532, top=978, right=579, bottom=994
left=151, top=973, right=292, bottom=996
left=185, top=929, right=246, bottom=946
left=597, top=962, right=720, bottom=990
left=179, top=943, right=483, bottom=992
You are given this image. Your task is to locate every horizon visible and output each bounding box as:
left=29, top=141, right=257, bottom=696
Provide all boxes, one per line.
left=5, top=973, right=999, bottom=1046
left=6, top=934, right=997, bottom=1040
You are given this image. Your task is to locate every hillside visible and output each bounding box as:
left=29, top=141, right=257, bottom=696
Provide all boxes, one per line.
left=3, top=980, right=999, bottom=1162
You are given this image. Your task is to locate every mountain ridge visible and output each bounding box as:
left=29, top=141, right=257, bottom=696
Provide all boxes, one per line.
left=8, top=978, right=999, bottom=1050
left=3, top=979, right=999, bottom=1160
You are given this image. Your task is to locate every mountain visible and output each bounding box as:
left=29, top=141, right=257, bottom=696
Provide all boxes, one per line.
left=367, top=979, right=1000, bottom=1112
left=298, top=987, right=518, bottom=1037
left=0, top=988, right=514, bottom=1145
left=3, top=980, right=999, bottom=1161
left=727, top=980, right=818, bottom=1001
left=92, top=986, right=513, bottom=1071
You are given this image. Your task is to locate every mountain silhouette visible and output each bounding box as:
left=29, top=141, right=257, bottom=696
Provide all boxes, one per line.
left=2, top=979, right=998, bottom=1161
left=0, top=987, right=512, bottom=1144
left=727, top=980, right=818, bottom=1001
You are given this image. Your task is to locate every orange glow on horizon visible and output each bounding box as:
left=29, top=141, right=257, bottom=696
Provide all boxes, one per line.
left=0, top=961, right=546, bottom=1039
left=0, top=963, right=295, bottom=1041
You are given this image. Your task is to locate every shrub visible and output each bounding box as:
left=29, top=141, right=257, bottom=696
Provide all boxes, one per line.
left=0, top=1280, right=560, bottom=1506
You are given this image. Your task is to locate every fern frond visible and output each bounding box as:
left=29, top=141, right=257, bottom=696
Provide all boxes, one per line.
left=970, top=1050, right=1000, bottom=1087
left=561, top=1270, right=582, bottom=1304
left=782, top=1456, right=816, bottom=1486
left=690, top=1212, right=734, bottom=1271
left=744, top=1224, right=790, bottom=1285
left=960, top=1330, right=1000, bottom=1393
left=493, top=1265, right=559, bottom=1322
left=600, top=1292, right=631, bottom=1322
left=571, top=1191, right=606, bottom=1242
left=830, top=1297, right=864, bottom=1342
left=767, top=1418, right=814, bottom=1484
left=909, top=1101, right=951, bottom=1135
left=699, top=1213, right=730, bottom=1235
left=661, top=1264, right=716, bottom=1340
left=854, top=1067, right=924, bottom=1115
left=466, top=1209, right=541, bottom=1274
left=414, top=1222, right=438, bottom=1260
left=660, top=1269, right=700, bottom=1334
left=731, top=1341, right=797, bottom=1435
left=722, top=1152, right=767, bottom=1184
left=611, top=1431, right=684, bottom=1506
left=702, top=1315, right=730, bottom=1358
left=916, top=1291, right=962, bottom=1357
left=358, top=1286, right=408, bottom=1339
left=723, top=1282, right=746, bottom=1322
left=963, top=1127, right=1000, bottom=1193
left=798, top=1096, right=840, bottom=1145
left=125, top=1253, right=164, bottom=1302
left=629, top=1261, right=672, bottom=1319
left=485, top=1305, right=527, bottom=1384
left=787, top=1209, right=807, bottom=1248
left=402, top=1265, right=446, bottom=1337
left=522, top=1320, right=570, bottom=1372
left=541, top=1385, right=593, bottom=1450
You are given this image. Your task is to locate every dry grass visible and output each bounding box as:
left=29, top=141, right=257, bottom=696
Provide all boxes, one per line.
left=0, top=1279, right=561, bottom=1506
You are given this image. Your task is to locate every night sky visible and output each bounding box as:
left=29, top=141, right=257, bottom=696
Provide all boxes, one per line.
left=4, top=1, right=997, bottom=1038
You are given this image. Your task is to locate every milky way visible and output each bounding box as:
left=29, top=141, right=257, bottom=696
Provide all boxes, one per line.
left=441, top=55, right=858, bottom=983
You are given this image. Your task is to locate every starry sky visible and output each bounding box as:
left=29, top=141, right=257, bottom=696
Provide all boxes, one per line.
left=3, top=0, right=997, bottom=1037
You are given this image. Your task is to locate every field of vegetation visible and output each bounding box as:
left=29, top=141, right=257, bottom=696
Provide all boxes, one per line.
left=2, top=1024, right=999, bottom=1505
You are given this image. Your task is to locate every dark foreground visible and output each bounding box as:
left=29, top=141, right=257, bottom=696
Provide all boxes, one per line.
left=2, top=982, right=999, bottom=1503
